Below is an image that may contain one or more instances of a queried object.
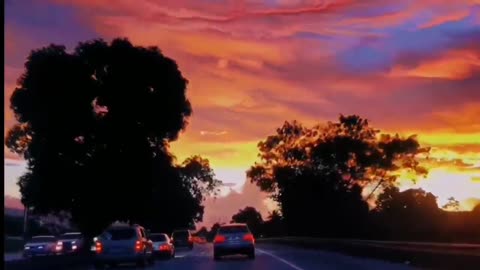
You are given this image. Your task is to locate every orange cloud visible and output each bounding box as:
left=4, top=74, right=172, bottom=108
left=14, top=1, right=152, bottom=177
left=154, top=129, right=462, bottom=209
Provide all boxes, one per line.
left=389, top=50, right=480, bottom=80
left=432, top=102, right=480, bottom=132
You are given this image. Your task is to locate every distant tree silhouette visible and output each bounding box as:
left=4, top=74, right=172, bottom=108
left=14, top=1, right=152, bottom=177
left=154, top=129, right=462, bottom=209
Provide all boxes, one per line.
left=262, top=210, right=285, bottom=237
left=5, top=38, right=220, bottom=239
left=442, top=197, right=461, bottom=211
left=207, top=223, right=221, bottom=242
left=231, top=206, right=264, bottom=236
left=247, top=115, right=428, bottom=237
left=474, top=203, right=480, bottom=214
left=194, top=226, right=208, bottom=238
left=373, top=187, right=441, bottom=240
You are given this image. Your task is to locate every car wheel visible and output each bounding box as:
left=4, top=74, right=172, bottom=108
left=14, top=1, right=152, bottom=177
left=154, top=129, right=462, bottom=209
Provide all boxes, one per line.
left=248, top=250, right=255, bottom=260
left=93, top=263, right=104, bottom=269
left=214, top=252, right=221, bottom=261
left=136, top=255, right=147, bottom=268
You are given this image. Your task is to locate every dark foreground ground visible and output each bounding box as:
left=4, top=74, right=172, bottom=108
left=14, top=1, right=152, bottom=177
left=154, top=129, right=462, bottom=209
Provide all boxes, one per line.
left=5, top=241, right=479, bottom=270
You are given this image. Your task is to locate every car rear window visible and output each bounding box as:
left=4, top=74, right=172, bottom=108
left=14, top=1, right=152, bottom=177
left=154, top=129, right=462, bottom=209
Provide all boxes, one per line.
left=30, top=236, right=56, bottom=243
left=173, top=231, right=189, bottom=238
left=150, top=234, right=167, bottom=242
left=106, top=228, right=136, bottom=240
left=218, top=225, right=249, bottom=234
left=60, top=233, right=82, bottom=240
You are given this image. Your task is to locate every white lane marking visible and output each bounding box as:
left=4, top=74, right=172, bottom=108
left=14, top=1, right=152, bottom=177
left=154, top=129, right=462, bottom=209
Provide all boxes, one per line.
left=256, top=248, right=305, bottom=270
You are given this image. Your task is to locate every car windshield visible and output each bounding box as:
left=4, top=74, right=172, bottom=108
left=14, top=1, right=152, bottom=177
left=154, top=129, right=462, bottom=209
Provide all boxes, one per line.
left=150, top=234, right=167, bottom=242
left=218, top=225, right=249, bottom=234
left=60, top=233, right=82, bottom=240
left=30, top=237, right=55, bottom=243
left=106, top=228, right=136, bottom=240
left=173, top=231, right=189, bottom=238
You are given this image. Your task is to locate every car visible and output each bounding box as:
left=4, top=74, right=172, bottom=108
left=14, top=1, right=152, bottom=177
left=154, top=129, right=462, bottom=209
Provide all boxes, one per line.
left=213, top=223, right=255, bottom=260
left=150, top=233, right=175, bottom=259
left=93, top=223, right=154, bottom=269
left=171, top=229, right=193, bottom=250
left=55, top=232, right=85, bottom=255
left=23, top=235, right=58, bottom=258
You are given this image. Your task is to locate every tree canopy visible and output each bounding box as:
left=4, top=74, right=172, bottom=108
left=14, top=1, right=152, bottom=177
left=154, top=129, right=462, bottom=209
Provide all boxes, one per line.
left=6, top=38, right=220, bottom=237
left=247, top=115, right=428, bottom=236
left=231, top=206, right=264, bottom=236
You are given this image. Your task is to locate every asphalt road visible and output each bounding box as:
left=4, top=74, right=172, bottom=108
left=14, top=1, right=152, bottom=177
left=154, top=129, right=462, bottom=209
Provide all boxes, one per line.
left=5, top=243, right=415, bottom=270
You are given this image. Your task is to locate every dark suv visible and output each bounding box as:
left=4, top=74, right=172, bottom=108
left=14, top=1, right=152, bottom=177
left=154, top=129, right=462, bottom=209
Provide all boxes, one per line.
left=171, top=230, right=193, bottom=250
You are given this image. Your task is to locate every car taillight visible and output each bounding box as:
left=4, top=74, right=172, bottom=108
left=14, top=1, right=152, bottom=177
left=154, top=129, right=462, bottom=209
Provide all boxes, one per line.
left=213, top=235, right=226, bottom=244
left=159, top=244, right=170, bottom=251
left=55, top=241, right=63, bottom=251
left=95, top=242, right=103, bottom=254
left=243, top=234, right=255, bottom=243
left=135, top=240, right=144, bottom=252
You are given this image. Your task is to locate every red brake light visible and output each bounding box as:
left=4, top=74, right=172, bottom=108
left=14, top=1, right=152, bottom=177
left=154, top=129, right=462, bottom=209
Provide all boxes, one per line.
left=243, top=234, right=255, bottom=243
left=95, top=242, right=103, bottom=254
left=159, top=244, right=170, bottom=251
left=213, top=235, right=225, bottom=244
left=135, top=240, right=144, bottom=252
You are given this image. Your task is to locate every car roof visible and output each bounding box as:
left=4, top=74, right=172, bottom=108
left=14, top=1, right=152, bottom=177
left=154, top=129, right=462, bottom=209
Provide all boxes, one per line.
left=63, top=232, right=81, bottom=235
left=108, top=224, right=142, bottom=229
left=32, top=235, right=55, bottom=238
left=150, top=233, right=168, bottom=236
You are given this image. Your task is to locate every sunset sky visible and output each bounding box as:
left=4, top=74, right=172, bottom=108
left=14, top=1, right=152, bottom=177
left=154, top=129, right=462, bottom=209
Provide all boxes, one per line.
left=4, top=0, right=480, bottom=225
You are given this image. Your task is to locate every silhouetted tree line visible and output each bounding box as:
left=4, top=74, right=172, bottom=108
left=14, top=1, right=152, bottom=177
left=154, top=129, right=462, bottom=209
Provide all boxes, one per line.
left=4, top=214, right=40, bottom=237
left=5, top=38, right=221, bottom=240
left=243, top=116, right=480, bottom=243
left=229, top=207, right=285, bottom=238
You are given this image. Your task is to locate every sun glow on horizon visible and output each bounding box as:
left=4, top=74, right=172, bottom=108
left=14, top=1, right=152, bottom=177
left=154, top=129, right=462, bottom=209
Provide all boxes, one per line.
left=397, top=167, right=480, bottom=211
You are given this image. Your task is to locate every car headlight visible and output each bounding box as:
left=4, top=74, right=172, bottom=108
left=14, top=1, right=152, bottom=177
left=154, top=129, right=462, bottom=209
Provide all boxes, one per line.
left=24, top=246, right=30, bottom=250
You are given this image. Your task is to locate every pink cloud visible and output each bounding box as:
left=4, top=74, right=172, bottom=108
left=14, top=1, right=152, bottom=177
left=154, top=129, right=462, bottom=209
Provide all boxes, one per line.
left=198, top=180, right=271, bottom=227
left=4, top=195, right=24, bottom=210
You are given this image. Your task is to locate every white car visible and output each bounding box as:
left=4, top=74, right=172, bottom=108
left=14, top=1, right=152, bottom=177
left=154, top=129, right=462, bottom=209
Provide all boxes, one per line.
left=55, top=232, right=85, bottom=255
left=150, top=233, right=175, bottom=259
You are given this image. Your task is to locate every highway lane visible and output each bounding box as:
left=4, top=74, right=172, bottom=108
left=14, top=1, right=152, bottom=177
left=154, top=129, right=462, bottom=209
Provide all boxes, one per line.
left=102, top=243, right=415, bottom=270
left=6, top=243, right=415, bottom=270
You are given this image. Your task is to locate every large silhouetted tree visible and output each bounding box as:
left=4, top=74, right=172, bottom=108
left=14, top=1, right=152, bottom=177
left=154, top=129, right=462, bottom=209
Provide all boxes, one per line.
left=247, top=115, right=428, bottom=237
left=231, top=206, right=264, bottom=236
left=5, top=38, right=220, bottom=238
